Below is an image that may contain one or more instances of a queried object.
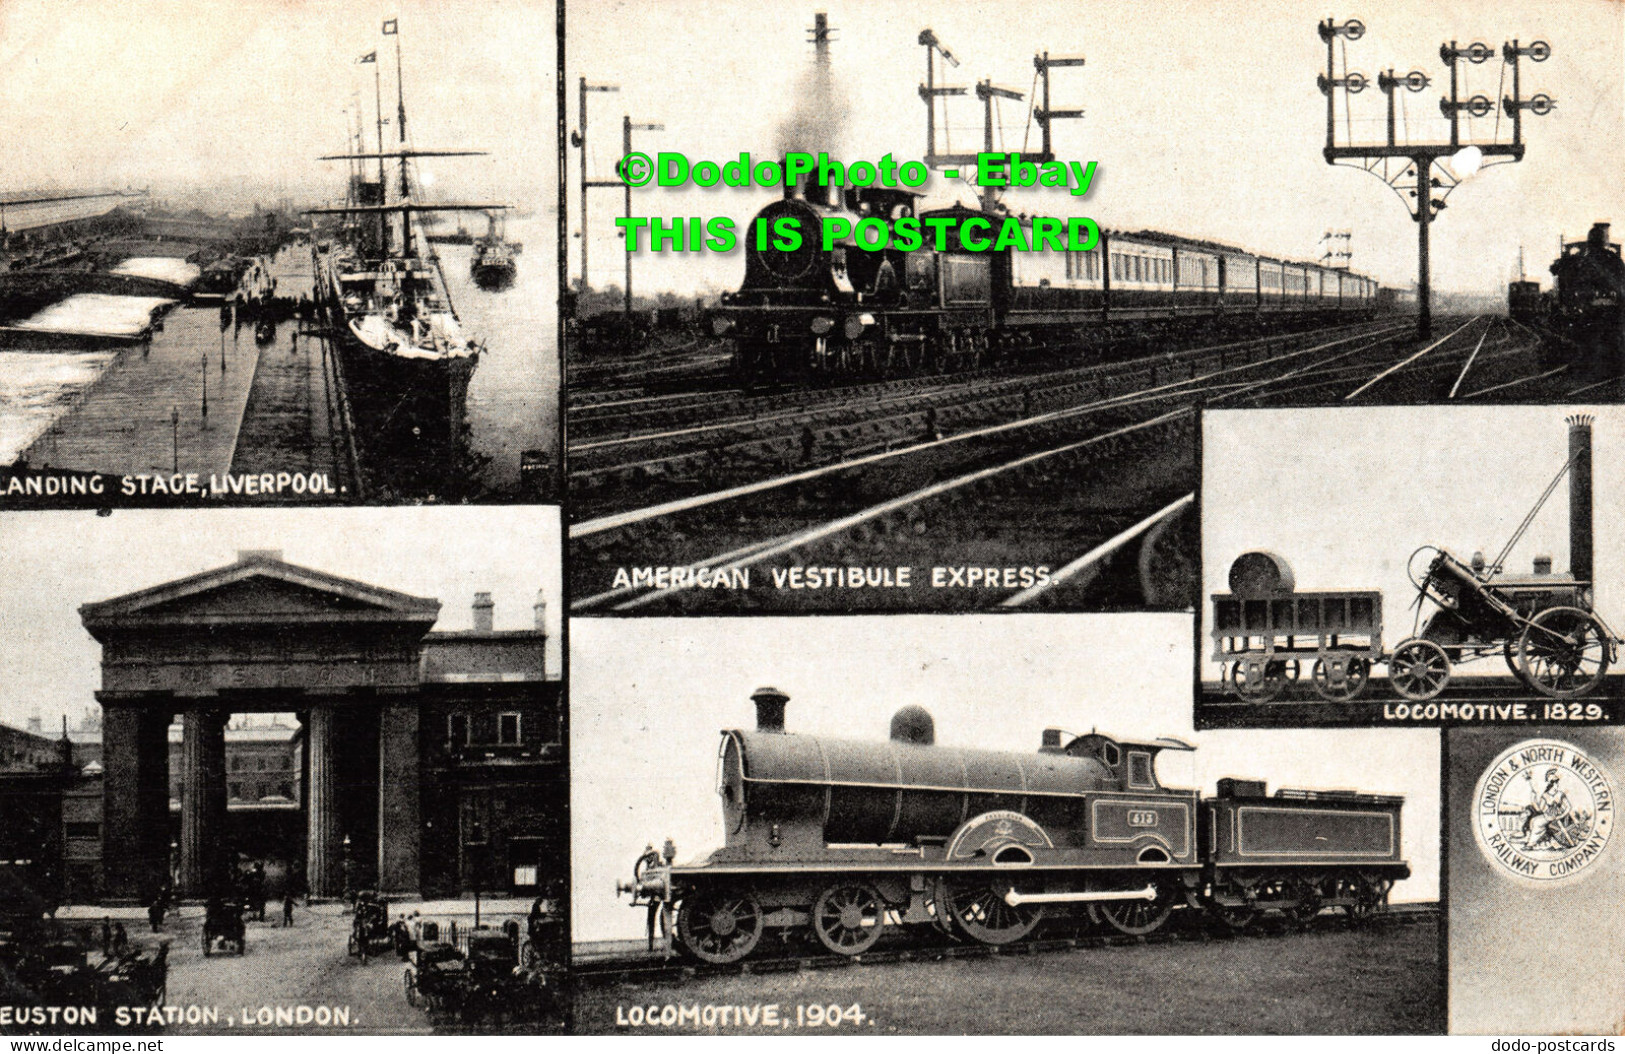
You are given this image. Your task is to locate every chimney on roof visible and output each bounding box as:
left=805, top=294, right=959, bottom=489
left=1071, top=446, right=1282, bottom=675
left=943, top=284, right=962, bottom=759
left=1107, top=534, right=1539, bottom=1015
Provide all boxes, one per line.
left=237, top=549, right=283, bottom=564
left=533, top=590, right=547, bottom=631
left=473, top=592, right=495, bottom=633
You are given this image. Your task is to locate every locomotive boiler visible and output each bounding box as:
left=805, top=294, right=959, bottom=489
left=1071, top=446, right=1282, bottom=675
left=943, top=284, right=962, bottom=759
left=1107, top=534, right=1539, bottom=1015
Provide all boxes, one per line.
left=619, top=689, right=1409, bottom=963
left=709, top=174, right=1385, bottom=381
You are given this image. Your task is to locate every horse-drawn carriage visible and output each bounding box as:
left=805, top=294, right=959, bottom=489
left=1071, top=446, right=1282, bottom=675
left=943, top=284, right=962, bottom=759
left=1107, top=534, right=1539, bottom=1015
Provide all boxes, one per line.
left=201, top=898, right=246, bottom=956
left=347, top=892, right=394, bottom=963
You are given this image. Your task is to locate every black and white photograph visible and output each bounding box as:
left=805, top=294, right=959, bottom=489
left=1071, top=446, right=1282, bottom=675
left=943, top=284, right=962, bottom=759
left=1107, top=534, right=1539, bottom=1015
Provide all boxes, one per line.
left=570, top=614, right=1441, bottom=1034
left=4, top=0, right=1625, bottom=1042
left=0, top=0, right=557, bottom=507
left=1199, top=405, right=1625, bottom=726
left=0, top=507, right=566, bottom=1033
left=565, top=0, right=1623, bottom=616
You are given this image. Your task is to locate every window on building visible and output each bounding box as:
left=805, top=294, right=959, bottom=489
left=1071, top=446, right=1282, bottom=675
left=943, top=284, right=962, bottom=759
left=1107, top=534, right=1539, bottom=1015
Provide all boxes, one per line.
left=499, top=713, right=522, bottom=746
left=229, top=781, right=242, bottom=799
left=1128, top=752, right=1155, bottom=789
left=448, top=714, right=469, bottom=746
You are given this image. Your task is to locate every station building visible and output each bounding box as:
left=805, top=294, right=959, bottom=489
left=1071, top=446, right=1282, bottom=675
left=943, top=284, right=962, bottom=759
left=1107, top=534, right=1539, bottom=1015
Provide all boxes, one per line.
left=1, top=550, right=562, bottom=905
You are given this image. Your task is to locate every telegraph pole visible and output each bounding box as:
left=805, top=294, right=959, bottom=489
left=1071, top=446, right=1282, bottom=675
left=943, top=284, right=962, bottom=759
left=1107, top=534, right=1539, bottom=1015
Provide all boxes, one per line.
left=1317, top=20, right=1552, bottom=339
left=571, top=78, right=619, bottom=295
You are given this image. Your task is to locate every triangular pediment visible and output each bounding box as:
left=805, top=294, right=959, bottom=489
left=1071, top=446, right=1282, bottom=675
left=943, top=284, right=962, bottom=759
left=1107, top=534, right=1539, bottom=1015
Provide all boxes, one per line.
left=139, top=575, right=394, bottom=618
left=81, top=556, right=440, bottom=633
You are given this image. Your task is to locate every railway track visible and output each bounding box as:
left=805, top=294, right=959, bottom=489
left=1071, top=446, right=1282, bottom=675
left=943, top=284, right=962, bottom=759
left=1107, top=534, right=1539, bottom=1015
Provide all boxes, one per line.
left=571, top=903, right=1439, bottom=987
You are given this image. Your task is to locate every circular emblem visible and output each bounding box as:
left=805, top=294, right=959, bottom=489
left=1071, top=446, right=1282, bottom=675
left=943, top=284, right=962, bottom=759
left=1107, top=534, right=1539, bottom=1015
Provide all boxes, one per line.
left=1473, top=739, right=1614, bottom=885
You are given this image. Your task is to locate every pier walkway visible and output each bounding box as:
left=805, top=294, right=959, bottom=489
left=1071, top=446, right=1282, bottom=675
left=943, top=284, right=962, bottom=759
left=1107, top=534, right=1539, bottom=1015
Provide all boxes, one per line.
left=24, top=309, right=259, bottom=477
left=19, top=248, right=351, bottom=495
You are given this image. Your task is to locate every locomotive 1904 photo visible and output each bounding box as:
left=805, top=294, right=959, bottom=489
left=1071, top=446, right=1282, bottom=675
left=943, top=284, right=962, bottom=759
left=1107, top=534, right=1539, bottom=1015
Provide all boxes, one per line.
left=618, top=688, right=1409, bottom=963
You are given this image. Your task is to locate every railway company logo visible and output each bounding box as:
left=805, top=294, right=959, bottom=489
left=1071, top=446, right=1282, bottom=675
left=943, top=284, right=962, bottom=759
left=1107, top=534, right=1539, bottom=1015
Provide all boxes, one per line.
left=1472, top=739, right=1614, bottom=885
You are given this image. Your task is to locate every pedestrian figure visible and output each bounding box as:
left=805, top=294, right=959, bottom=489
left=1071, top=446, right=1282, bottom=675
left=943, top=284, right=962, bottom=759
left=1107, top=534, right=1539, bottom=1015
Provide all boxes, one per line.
left=100, top=916, right=112, bottom=954
left=282, top=892, right=295, bottom=927
left=147, top=898, right=163, bottom=933
left=112, top=922, right=128, bottom=955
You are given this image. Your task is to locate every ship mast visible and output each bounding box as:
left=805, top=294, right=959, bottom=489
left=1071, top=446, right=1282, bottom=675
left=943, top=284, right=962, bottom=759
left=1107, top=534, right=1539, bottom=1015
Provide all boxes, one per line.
left=388, top=18, right=413, bottom=258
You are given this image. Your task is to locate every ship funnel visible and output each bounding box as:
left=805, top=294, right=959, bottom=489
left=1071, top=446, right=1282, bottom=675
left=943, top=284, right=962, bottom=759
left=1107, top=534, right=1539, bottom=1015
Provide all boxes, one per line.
left=1568, top=414, right=1593, bottom=585
left=890, top=705, right=935, bottom=745
left=751, top=687, right=789, bottom=732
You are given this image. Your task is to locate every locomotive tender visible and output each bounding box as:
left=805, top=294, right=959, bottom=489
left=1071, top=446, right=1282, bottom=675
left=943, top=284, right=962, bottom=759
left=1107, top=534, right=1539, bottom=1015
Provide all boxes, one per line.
left=710, top=176, right=1386, bottom=378
left=619, top=688, right=1409, bottom=963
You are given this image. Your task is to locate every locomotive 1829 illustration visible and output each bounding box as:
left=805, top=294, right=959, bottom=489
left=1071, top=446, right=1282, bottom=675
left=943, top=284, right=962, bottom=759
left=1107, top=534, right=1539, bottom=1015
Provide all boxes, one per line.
left=1211, top=415, right=1617, bottom=703
left=618, top=688, right=1409, bottom=963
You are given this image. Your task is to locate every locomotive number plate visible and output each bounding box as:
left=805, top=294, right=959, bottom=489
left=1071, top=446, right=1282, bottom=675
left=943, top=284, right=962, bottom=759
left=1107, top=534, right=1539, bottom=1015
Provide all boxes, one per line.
left=1127, top=810, right=1158, bottom=828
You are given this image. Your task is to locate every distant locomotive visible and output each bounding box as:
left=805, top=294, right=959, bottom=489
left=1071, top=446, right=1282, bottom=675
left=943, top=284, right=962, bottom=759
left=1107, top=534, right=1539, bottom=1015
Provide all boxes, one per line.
left=1507, top=279, right=1546, bottom=326
left=1546, top=222, right=1624, bottom=372
left=618, top=688, right=1409, bottom=963
left=710, top=178, right=1386, bottom=379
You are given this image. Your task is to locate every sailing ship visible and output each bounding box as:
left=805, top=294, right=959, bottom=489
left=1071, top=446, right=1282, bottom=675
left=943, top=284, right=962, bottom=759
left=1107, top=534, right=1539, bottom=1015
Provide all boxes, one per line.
left=469, top=212, right=518, bottom=290
left=308, top=20, right=510, bottom=495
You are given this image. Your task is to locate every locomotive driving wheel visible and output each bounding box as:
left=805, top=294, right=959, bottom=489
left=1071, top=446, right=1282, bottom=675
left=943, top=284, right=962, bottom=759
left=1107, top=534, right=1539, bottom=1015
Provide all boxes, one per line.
left=675, top=888, right=764, bottom=964
left=811, top=882, right=887, bottom=956
left=1311, top=656, right=1370, bottom=701
left=1090, top=884, right=1175, bottom=936
left=934, top=877, right=1043, bottom=946
left=1517, top=607, right=1611, bottom=699
left=1388, top=639, right=1451, bottom=700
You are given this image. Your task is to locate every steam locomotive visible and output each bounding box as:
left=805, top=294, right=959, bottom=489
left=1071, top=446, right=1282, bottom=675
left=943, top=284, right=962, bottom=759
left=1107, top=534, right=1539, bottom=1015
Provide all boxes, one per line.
left=619, top=688, right=1409, bottom=963
left=1545, top=222, right=1624, bottom=373
left=709, top=179, right=1387, bottom=379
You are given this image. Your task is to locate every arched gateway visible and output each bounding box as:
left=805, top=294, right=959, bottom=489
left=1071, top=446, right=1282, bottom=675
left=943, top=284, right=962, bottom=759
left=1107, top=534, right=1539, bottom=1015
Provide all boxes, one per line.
left=80, top=550, right=556, bottom=903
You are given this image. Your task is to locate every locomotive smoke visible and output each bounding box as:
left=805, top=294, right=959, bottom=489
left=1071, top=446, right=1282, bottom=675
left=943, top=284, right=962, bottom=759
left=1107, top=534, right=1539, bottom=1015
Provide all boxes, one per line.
left=773, top=17, right=849, bottom=166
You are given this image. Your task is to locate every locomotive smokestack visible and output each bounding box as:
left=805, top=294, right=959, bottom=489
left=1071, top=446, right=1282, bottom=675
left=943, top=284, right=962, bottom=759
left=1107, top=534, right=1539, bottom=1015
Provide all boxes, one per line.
left=751, top=686, right=789, bottom=732
left=889, top=705, right=935, bottom=746
left=1589, top=223, right=1610, bottom=249
left=1569, top=414, right=1593, bottom=585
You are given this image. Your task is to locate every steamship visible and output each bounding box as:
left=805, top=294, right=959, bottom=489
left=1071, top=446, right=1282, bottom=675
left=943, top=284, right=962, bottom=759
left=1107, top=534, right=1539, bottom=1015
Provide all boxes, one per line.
left=309, top=22, right=509, bottom=496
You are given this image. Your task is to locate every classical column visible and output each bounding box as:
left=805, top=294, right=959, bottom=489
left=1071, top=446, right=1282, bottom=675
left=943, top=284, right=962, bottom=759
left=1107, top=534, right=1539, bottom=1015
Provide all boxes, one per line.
left=178, top=708, right=227, bottom=896
left=100, top=702, right=170, bottom=903
left=305, top=705, right=341, bottom=897
left=376, top=700, right=421, bottom=894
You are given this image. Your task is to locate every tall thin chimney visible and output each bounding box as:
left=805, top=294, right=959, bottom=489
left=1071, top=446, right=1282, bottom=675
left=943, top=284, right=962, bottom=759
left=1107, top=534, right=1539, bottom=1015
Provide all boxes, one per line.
left=472, top=592, right=495, bottom=633
left=1568, top=414, right=1593, bottom=584
left=751, top=687, right=789, bottom=732
left=533, top=590, right=547, bottom=632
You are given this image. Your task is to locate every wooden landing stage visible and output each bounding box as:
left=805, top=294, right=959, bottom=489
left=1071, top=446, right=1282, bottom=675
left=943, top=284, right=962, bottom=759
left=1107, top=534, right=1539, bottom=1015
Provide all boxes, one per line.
left=20, top=282, right=357, bottom=498
left=1198, top=676, right=1622, bottom=728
